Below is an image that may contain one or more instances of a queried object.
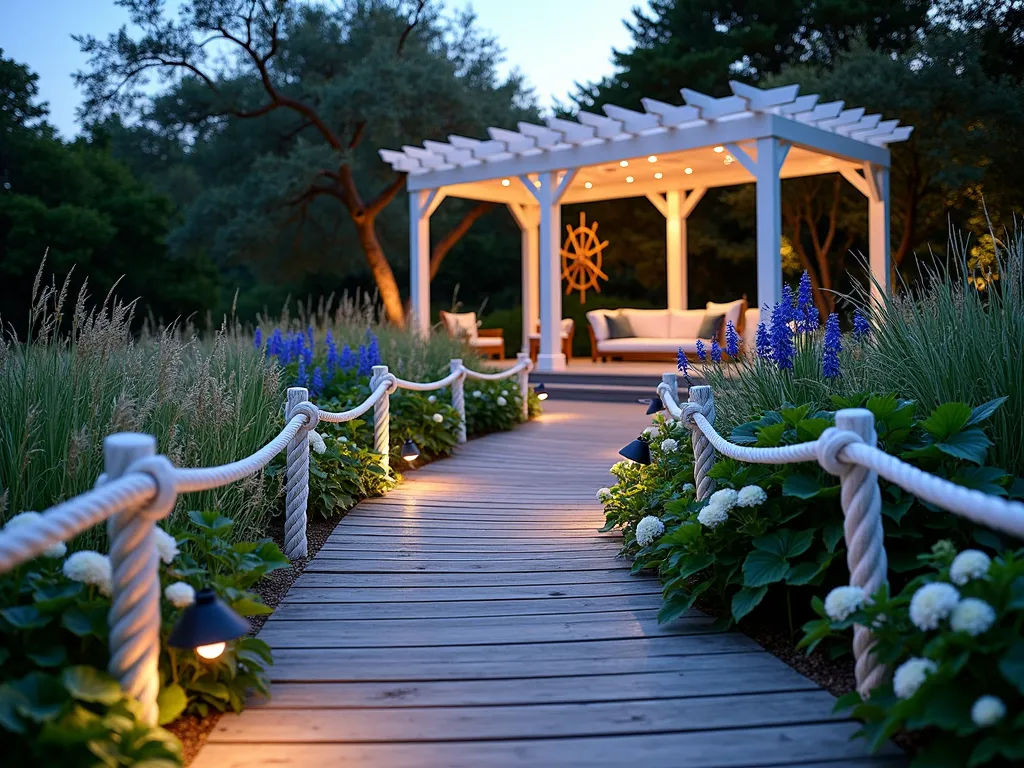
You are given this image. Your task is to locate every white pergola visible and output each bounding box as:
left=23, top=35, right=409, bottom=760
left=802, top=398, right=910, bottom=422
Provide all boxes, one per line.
left=380, top=80, right=912, bottom=373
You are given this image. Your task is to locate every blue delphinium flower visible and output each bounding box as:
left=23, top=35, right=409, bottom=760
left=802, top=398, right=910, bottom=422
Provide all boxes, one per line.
left=781, top=283, right=796, bottom=324
left=277, top=331, right=292, bottom=364
left=710, top=336, right=722, bottom=363
left=755, top=319, right=771, bottom=361
left=311, top=366, right=325, bottom=396
left=296, top=357, right=308, bottom=387
left=695, top=339, right=707, bottom=362
left=770, top=302, right=794, bottom=370
left=796, top=272, right=819, bottom=332
left=325, top=330, right=338, bottom=376
left=289, top=332, right=303, bottom=363
left=357, top=343, right=372, bottom=377
left=822, top=312, right=842, bottom=379
left=676, top=347, right=691, bottom=382
left=725, top=321, right=740, bottom=359
left=339, top=344, right=354, bottom=371
left=306, top=325, right=315, bottom=351
left=365, top=331, right=381, bottom=367
left=253, top=327, right=263, bottom=349
left=853, top=310, right=871, bottom=339
left=267, top=328, right=282, bottom=358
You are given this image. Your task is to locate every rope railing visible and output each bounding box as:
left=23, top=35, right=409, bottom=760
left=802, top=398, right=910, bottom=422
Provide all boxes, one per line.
left=654, top=374, right=1024, bottom=697
left=0, top=352, right=534, bottom=725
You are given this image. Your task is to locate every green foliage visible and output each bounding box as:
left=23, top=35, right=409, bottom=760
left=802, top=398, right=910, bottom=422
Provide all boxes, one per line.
left=304, top=435, right=397, bottom=517
left=803, top=544, right=1024, bottom=767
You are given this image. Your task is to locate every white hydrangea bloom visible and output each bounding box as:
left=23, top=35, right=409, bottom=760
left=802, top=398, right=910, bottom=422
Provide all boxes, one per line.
left=950, top=598, right=996, bottom=636
left=681, top=483, right=695, bottom=494
left=4, top=512, right=66, bottom=558
left=971, top=695, right=1006, bottom=727
left=153, top=527, right=180, bottom=565
left=432, top=413, right=444, bottom=423
left=824, top=586, right=866, bottom=621
left=660, top=438, right=679, bottom=453
left=635, top=516, right=665, bottom=547
left=164, top=581, right=196, bottom=608
left=338, top=436, right=348, bottom=443
left=596, top=487, right=612, bottom=502
left=496, top=396, right=508, bottom=406
left=708, top=488, right=738, bottom=512
left=63, top=551, right=113, bottom=596
left=308, top=431, right=327, bottom=454
left=950, top=550, right=992, bottom=585
left=472, top=390, right=483, bottom=398
left=893, top=657, right=937, bottom=699
left=697, top=503, right=729, bottom=529
left=736, top=485, right=768, bottom=508
left=642, top=426, right=658, bottom=438
left=501, top=390, right=508, bottom=396
left=909, top=583, right=960, bottom=630
left=427, top=395, right=436, bottom=403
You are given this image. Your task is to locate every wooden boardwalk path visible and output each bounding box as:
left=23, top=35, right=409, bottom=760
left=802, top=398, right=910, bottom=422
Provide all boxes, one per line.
left=193, top=401, right=902, bottom=768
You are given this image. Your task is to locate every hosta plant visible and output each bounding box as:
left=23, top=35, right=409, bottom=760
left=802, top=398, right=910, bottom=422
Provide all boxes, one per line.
left=801, top=542, right=1024, bottom=767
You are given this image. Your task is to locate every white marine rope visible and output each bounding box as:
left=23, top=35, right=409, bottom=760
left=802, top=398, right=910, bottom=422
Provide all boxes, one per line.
left=461, top=358, right=532, bottom=381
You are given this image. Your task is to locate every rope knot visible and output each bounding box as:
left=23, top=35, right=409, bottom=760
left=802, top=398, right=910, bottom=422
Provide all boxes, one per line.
left=125, top=455, right=178, bottom=522
left=678, top=402, right=704, bottom=429
left=817, top=427, right=862, bottom=476
left=288, top=401, right=320, bottom=433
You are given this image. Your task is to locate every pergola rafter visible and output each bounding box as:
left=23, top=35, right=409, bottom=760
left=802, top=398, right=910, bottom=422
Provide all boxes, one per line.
left=384, top=80, right=912, bottom=372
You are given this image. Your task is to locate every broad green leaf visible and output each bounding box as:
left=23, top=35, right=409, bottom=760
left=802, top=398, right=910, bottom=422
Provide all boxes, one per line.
left=881, top=496, right=913, bottom=524
left=755, top=422, right=788, bottom=447
left=731, top=586, right=768, bottom=621
left=187, top=678, right=230, bottom=700
left=786, top=561, right=824, bottom=585
left=999, top=640, right=1024, bottom=695
left=822, top=519, right=844, bottom=553
left=795, top=418, right=832, bottom=442
left=12, top=672, right=67, bottom=722
left=62, top=666, right=123, bottom=705
left=26, top=645, right=67, bottom=668
left=905, top=685, right=970, bottom=730
left=782, top=473, right=822, bottom=499
left=742, top=550, right=790, bottom=587
left=157, top=683, right=188, bottom=725
left=0, top=684, right=29, bottom=733
left=965, top=396, right=1007, bottom=427
left=657, top=592, right=696, bottom=624
left=952, top=465, right=1008, bottom=495
left=675, top=552, right=715, bottom=580
left=920, top=402, right=972, bottom=440
left=752, top=528, right=815, bottom=559
left=936, top=429, right=992, bottom=465
left=779, top=404, right=812, bottom=427
left=1008, top=577, right=1024, bottom=610
left=1, top=605, right=51, bottom=630
left=32, top=583, right=83, bottom=612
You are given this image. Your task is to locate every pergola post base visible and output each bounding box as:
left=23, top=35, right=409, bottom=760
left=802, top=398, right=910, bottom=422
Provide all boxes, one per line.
left=536, top=352, right=567, bottom=373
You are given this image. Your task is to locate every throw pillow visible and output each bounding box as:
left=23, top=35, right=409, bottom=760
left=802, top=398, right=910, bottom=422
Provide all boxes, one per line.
left=696, top=312, right=725, bottom=340
left=606, top=312, right=635, bottom=339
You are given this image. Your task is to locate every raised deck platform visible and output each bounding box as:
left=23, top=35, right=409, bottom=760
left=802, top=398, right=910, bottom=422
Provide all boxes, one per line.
left=192, top=401, right=902, bottom=768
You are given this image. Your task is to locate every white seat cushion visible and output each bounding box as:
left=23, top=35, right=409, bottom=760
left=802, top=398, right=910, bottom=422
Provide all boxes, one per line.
left=621, top=309, right=669, bottom=338
left=444, top=312, right=478, bottom=341
left=529, top=332, right=570, bottom=340
left=586, top=310, right=612, bottom=342
left=706, top=300, right=745, bottom=334
left=668, top=310, right=704, bottom=339
left=598, top=338, right=695, bottom=354
left=471, top=336, right=503, bottom=349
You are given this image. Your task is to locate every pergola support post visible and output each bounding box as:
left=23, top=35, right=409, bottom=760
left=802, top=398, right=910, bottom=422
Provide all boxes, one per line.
left=521, top=171, right=576, bottom=373
left=408, top=188, right=446, bottom=336
left=840, top=163, right=891, bottom=306
left=508, top=204, right=540, bottom=353
left=648, top=188, right=706, bottom=311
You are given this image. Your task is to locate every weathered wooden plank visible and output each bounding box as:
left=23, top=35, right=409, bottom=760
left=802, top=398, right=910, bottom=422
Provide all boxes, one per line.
left=304, top=557, right=628, bottom=573
left=257, top=657, right=818, bottom=707
left=283, top=581, right=663, bottom=603
left=193, top=722, right=900, bottom=768
left=293, top=569, right=641, bottom=588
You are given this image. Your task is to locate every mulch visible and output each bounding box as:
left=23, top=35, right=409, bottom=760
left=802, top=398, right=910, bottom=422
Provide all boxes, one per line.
left=167, top=512, right=339, bottom=764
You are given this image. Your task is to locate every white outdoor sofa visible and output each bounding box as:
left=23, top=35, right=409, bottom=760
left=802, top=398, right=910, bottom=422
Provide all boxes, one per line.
left=586, top=300, right=757, bottom=362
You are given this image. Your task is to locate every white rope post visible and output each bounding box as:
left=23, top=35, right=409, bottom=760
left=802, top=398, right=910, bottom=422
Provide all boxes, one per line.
left=834, top=408, right=889, bottom=697
left=517, top=352, right=531, bottom=420
left=660, top=372, right=678, bottom=409
left=688, top=384, right=716, bottom=501
left=104, top=433, right=162, bottom=726
left=450, top=358, right=467, bottom=444
left=370, top=365, right=391, bottom=471
left=284, top=387, right=310, bottom=560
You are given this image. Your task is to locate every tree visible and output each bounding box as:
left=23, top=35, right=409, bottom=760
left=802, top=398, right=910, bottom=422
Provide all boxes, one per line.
left=75, top=0, right=534, bottom=326
left=0, top=51, right=216, bottom=330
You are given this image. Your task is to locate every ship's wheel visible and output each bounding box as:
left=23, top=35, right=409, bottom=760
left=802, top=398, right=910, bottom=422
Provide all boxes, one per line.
left=561, top=212, right=609, bottom=303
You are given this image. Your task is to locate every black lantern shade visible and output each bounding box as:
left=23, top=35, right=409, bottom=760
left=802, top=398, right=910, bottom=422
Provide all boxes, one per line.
left=619, top=437, right=651, bottom=465
left=533, top=382, right=549, bottom=401
left=644, top=395, right=665, bottom=415
left=168, top=588, right=249, bottom=653
left=401, top=438, right=421, bottom=462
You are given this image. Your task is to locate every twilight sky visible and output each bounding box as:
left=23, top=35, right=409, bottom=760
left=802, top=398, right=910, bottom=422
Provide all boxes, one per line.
left=0, top=0, right=640, bottom=137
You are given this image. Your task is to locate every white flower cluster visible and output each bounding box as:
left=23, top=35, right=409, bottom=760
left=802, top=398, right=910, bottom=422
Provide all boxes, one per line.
left=164, top=581, right=196, bottom=608
left=950, top=549, right=991, bottom=585
left=308, top=430, right=327, bottom=454
left=4, top=512, right=66, bottom=558
left=660, top=438, right=678, bottom=453
left=154, top=527, right=180, bottom=565
left=496, top=396, right=508, bottom=406
left=824, top=586, right=866, bottom=621
left=971, top=695, right=1006, bottom=727
left=908, top=582, right=960, bottom=630
left=949, top=597, right=996, bottom=636
left=63, top=551, right=113, bottom=596
left=642, top=426, right=658, bottom=438
left=635, top=516, right=665, bottom=547
left=427, top=395, right=437, bottom=403
left=893, top=657, right=937, bottom=699
left=472, top=390, right=483, bottom=398
left=596, top=487, right=612, bottom=503
left=736, top=485, right=767, bottom=507
left=697, top=488, right=737, bottom=529
left=432, top=413, right=444, bottom=423
left=681, top=483, right=695, bottom=494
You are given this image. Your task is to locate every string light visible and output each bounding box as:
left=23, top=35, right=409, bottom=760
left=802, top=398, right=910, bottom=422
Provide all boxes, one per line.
left=584, top=181, right=593, bottom=189
left=654, top=172, right=663, bottom=180
left=501, top=178, right=510, bottom=186
left=619, top=160, right=629, bottom=168
left=648, top=155, right=657, bottom=163
left=625, top=175, right=634, bottom=183
left=684, top=167, right=693, bottom=175
left=714, top=146, right=725, bottom=153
